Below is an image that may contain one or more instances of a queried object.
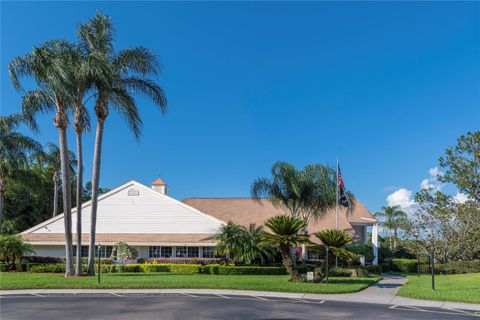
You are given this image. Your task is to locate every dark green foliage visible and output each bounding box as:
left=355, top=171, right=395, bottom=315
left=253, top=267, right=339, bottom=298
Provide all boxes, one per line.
left=329, top=267, right=352, bottom=277
left=0, top=263, right=8, bottom=272
left=365, top=265, right=382, bottom=274
left=202, top=264, right=286, bottom=275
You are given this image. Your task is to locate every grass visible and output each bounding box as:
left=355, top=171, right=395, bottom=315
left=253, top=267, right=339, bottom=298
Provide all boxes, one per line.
left=397, top=273, right=480, bottom=304
left=0, top=272, right=381, bottom=294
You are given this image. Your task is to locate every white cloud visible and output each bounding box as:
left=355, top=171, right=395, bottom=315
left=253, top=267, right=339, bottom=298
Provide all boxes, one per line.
left=386, top=188, right=418, bottom=216
left=419, top=167, right=443, bottom=192
left=453, top=192, right=469, bottom=204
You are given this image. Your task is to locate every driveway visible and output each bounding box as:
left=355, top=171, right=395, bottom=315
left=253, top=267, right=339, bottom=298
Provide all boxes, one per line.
left=1, top=293, right=478, bottom=320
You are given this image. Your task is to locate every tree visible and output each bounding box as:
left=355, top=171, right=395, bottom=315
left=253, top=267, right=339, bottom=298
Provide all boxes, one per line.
left=0, top=114, right=40, bottom=232
left=439, top=131, right=479, bottom=203
left=35, top=143, right=76, bottom=217
left=237, top=224, right=276, bottom=265
left=82, top=181, right=111, bottom=202
left=0, top=234, right=35, bottom=270
left=374, top=206, right=408, bottom=251
left=314, top=229, right=357, bottom=283
left=111, top=242, right=138, bottom=263
left=252, top=161, right=354, bottom=262
left=77, top=12, right=168, bottom=276
left=10, top=39, right=77, bottom=275
left=262, top=215, right=310, bottom=281
left=214, top=222, right=243, bottom=265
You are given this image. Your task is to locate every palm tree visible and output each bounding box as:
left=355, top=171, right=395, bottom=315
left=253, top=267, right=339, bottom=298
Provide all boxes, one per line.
left=252, top=162, right=353, bottom=262
left=35, top=143, right=77, bottom=217
left=9, top=39, right=77, bottom=275
left=214, top=222, right=243, bottom=265
left=237, top=224, right=275, bottom=265
left=0, top=114, right=40, bottom=232
left=77, top=13, right=168, bottom=275
left=262, top=215, right=310, bottom=281
left=374, top=206, right=408, bottom=251
left=314, top=229, right=357, bottom=283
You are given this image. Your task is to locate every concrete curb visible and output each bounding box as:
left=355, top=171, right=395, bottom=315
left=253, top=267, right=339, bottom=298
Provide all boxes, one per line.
left=1, top=288, right=479, bottom=311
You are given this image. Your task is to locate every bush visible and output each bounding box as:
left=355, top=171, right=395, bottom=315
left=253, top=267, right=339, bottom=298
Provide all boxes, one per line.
left=202, top=264, right=286, bottom=275
left=27, top=263, right=66, bottom=273
left=328, top=267, right=352, bottom=277
left=0, top=263, right=8, bottom=272
left=391, top=259, right=423, bottom=273
left=435, top=260, right=480, bottom=274
left=380, top=262, right=392, bottom=272
left=115, top=264, right=141, bottom=272
left=366, top=265, right=382, bottom=275
left=0, top=235, right=35, bottom=269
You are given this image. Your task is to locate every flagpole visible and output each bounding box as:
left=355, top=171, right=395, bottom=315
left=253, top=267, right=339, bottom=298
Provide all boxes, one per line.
left=336, top=155, right=339, bottom=230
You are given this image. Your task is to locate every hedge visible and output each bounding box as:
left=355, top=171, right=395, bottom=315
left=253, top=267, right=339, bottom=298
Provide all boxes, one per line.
left=328, top=267, right=352, bottom=277
left=202, top=264, right=286, bottom=275
left=0, top=263, right=8, bottom=272
left=381, top=259, right=480, bottom=274
left=23, top=263, right=285, bottom=275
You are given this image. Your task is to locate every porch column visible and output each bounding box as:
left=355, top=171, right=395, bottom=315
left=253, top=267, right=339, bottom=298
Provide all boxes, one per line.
left=372, top=223, right=379, bottom=265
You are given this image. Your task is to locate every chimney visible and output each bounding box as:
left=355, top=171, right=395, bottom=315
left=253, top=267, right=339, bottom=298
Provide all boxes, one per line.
left=151, top=178, right=168, bottom=195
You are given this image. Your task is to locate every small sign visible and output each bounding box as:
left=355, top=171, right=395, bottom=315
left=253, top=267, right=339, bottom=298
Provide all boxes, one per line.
left=307, top=271, right=314, bottom=281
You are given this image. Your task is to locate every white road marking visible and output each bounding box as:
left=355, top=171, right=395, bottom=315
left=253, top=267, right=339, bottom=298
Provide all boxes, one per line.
left=215, top=294, right=231, bottom=299
left=252, top=296, right=269, bottom=301
left=30, top=293, right=45, bottom=298
left=109, top=293, right=123, bottom=297
left=181, top=293, right=199, bottom=298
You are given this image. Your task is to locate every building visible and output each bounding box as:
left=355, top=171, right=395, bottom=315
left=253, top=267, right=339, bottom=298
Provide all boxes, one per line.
left=20, top=179, right=379, bottom=263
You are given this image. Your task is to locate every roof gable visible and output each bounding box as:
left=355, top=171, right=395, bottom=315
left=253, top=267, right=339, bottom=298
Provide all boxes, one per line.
left=23, top=180, right=224, bottom=235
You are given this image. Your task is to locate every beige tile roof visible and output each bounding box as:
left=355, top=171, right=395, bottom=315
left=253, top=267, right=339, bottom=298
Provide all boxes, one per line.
left=21, top=233, right=216, bottom=245
left=182, top=198, right=377, bottom=241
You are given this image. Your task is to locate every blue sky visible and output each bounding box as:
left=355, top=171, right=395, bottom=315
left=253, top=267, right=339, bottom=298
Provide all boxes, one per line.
left=1, top=1, right=479, bottom=214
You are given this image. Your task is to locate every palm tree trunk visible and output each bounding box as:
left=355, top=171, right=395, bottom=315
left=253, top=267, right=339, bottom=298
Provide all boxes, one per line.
left=0, top=176, right=4, bottom=233
left=281, top=245, right=300, bottom=281
left=393, top=229, right=398, bottom=251
left=58, top=126, right=74, bottom=276
left=75, top=132, right=83, bottom=276
left=87, top=119, right=105, bottom=275
left=52, top=170, right=59, bottom=217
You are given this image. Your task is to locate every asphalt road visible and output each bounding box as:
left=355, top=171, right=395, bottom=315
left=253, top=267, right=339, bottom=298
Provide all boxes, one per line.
left=1, top=293, right=478, bottom=320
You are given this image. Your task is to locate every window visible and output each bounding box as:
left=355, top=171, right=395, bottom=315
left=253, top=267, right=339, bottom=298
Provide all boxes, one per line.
left=127, top=188, right=139, bottom=196
left=175, top=246, right=187, bottom=258
left=187, top=247, right=199, bottom=258
left=202, top=246, right=214, bottom=258
left=149, top=246, right=173, bottom=258
left=101, top=246, right=113, bottom=258
left=307, top=247, right=322, bottom=260
left=161, top=247, right=172, bottom=258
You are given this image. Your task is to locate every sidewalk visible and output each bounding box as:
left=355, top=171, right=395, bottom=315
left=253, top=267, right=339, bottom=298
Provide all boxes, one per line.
left=1, top=274, right=478, bottom=312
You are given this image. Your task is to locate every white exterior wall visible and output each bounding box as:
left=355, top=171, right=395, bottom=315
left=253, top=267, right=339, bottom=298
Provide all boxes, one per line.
left=27, top=181, right=223, bottom=235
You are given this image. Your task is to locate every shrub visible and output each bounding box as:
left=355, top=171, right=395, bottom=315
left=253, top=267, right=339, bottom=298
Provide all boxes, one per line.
left=435, top=260, right=480, bottom=274
left=202, top=264, right=286, bottom=275
left=0, top=235, right=35, bottom=270
left=355, top=266, right=372, bottom=277
left=328, top=267, right=352, bottom=277
left=380, top=262, right=392, bottom=272
left=0, top=263, right=8, bottom=272
left=170, top=264, right=203, bottom=274
left=366, top=265, right=382, bottom=274
left=115, top=264, right=141, bottom=272
left=27, top=263, right=66, bottom=273
left=391, top=259, right=422, bottom=273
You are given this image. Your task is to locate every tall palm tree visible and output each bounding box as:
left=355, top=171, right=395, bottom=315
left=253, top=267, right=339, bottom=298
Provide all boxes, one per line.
left=252, top=162, right=353, bottom=262
left=35, top=143, right=77, bottom=217
left=262, top=215, right=310, bottom=281
left=374, top=206, right=408, bottom=251
left=314, top=229, right=357, bottom=283
left=9, top=39, right=77, bottom=275
left=0, top=114, right=41, bottom=232
left=77, top=12, right=168, bottom=275
left=214, top=222, right=243, bottom=265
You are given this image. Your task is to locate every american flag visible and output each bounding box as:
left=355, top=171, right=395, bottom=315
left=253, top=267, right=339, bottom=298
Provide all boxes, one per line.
left=337, top=164, right=350, bottom=208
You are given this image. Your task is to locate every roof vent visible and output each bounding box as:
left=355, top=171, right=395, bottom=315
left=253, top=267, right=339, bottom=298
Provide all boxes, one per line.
left=127, top=188, right=140, bottom=196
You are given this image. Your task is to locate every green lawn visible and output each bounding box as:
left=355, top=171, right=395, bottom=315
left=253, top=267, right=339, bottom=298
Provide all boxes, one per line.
left=397, top=273, right=480, bottom=304
left=0, top=272, right=380, bottom=294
